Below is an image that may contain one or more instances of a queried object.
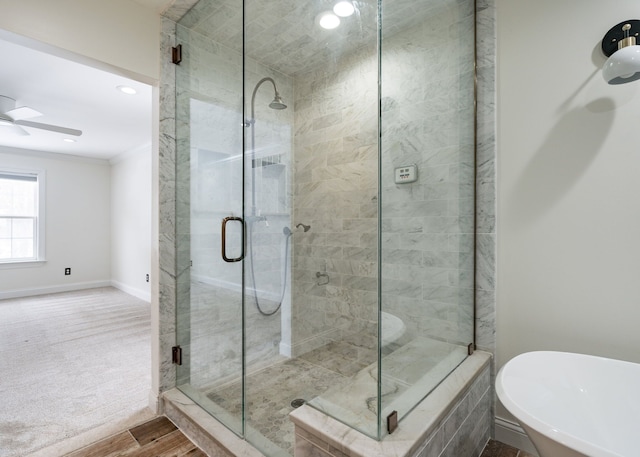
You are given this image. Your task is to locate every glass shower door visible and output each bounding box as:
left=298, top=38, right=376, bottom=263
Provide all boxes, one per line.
left=174, top=12, right=246, bottom=436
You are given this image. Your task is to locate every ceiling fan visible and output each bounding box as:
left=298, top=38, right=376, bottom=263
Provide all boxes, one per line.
left=0, top=95, right=82, bottom=137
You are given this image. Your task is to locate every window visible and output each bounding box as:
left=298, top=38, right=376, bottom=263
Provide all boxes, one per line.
left=0, top=170, right=45, bottom=263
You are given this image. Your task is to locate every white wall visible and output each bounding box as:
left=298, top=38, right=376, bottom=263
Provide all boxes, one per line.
left=497, top=0, right=640, bottom=426
left=0, top=147, right=111, bottom=297
left=0, top=0, right=160, bottom=82
left=110, top=145, right=152, bottom=302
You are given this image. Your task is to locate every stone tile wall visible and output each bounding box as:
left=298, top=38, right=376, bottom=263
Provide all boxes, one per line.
left=291, top=44, right=379, bottom=355
left=475, top=0, right=497, bottom=356
left=290, top=0, right=480, bottom=356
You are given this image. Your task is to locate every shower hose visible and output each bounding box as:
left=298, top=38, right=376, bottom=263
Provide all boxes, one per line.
left=247, top=223, right=292, bottom=316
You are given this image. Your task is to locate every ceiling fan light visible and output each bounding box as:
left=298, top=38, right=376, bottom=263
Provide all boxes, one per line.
left=117, top=85, right=137, bottom=95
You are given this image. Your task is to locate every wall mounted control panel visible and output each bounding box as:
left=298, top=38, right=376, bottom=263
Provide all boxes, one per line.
left=394, top=164, right=418, bottom=184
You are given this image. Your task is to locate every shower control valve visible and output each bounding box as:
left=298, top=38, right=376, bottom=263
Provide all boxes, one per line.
left=394, top=164, right=418, bottom=184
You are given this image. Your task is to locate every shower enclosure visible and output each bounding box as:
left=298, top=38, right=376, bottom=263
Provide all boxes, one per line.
left=174, top=0, right=476, bottom=455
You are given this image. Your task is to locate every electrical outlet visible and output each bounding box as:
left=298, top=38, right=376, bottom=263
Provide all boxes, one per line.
left=146, top=274, right=149, bottom=283
left=64, top=268, right=71, bottom=275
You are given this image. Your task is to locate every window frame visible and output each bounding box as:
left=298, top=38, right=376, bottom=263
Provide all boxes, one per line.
left=0, top=167, right=46, bottom=267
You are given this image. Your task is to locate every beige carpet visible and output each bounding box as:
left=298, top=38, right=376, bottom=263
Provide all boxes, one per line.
left=0, top=287, right=152, bottom=457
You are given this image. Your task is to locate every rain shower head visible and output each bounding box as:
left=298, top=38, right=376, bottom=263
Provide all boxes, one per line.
left=251, top=77, right=287, bottom=119
left=269, top=94, right=287, bottom=110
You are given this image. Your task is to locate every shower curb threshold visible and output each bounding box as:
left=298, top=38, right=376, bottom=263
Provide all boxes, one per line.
left=162, top=388, right=266, bottom=457
left=290, top=351, right=492, bottom=457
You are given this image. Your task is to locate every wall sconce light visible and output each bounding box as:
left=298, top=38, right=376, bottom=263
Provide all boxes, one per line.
left=602, top=19, right=640, bottom=85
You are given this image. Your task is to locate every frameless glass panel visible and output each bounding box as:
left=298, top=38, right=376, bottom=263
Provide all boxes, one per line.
left=174, top=2, right=245, bottom=435
left=243, top=0, right=380, bottom=451
left=379, top=0, right=476, bottom=432
left=242, top=46, right=294, bottom=457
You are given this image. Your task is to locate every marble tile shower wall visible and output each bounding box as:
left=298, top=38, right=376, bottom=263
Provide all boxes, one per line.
left=287, top=0, right=477, bottom=356
left=291, top=45, right=379, bottom=356
left=380, top=0, right=476, bottom=345
left=289, top=0, right=477, bottom=356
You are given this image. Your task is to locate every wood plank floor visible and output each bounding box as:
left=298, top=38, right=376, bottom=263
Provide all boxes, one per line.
left=480, top=439, right=536, bottom=457
left=64, top=416, right=206, bottom=457
left=64, top=417, right=533, bottom=457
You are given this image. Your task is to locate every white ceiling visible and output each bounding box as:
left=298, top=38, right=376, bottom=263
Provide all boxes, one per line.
left=0, top=37, right=153, bottom=161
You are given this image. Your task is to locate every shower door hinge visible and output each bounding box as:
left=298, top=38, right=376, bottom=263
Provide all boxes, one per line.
left=172, top=44, right=182, bottom=65
left=387, top=410, right=398, bottom=434
left=467, top=343, right=475, bottom=356
left=172, top=345, right=182, bottom=365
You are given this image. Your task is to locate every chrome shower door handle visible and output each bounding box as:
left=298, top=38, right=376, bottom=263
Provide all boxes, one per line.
left=221, top=216, right=245, bottom=262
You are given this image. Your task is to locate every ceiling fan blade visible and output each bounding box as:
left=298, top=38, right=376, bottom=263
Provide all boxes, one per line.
left=15, top=120, right=82, bottom=137
left=13, top=125, right=30, bottom=136
left=0, top=124, right=30, bottom=136
left=6, top=106, right=43, bottom=121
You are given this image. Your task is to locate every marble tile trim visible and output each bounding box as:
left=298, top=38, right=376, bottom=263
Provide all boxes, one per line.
left=290, top=351, right=491, bottom=457
left=158, top=16, right=179, bottom=396
left=474, top=0, right=496, bottom=357
left=473, top=0, right=496, bottom=441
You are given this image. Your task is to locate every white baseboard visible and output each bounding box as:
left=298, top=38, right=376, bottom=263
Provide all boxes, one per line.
left=111, top=280, right=151, bottom=302
left=0, top=280, right=112, bottom=300
left=495, top=417, right=539, bottom=456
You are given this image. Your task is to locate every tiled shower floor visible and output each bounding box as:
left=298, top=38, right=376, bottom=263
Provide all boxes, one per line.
left=206, top=340, right=370, bottom=454
left=188, top=282, right=467, bottom=455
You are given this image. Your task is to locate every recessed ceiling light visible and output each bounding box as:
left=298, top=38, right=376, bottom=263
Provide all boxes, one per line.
left=318, top=11, right=340, bottom=29
left=333, top=1, right=355, bottom=17
left=116, top=85, right=137, bottom=95
left=63, top=138, right=76, bottom=143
